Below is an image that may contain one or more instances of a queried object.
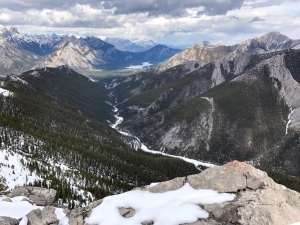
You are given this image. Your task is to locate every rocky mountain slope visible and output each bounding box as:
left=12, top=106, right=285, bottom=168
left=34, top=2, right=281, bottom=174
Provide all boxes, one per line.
left=104, top=32, right=300, bottom=178
left=0, top=66, right=199, bottom=207
left=148, top=32, right=300, bottom=75
left=2, top=161, right=300, bottom=225
left=0, top=26, right=180, bottom=74
left=104, top=32, right=300, bottom=103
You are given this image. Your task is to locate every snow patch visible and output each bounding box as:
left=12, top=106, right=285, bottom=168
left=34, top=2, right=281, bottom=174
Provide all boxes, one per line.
left=0, top=196, right=42, bottom=219
left=0, top=87, right=12, bottom=97
left=0, top=149, right=42, bottom=190
left=88, top=78, right=97, bottom=82
left=9, top=75, right=28, bottom=85
left=286, top=108, right=295, bottom=135
left=292, top=44, right=300, bottom=50
left=0, top=196, right=66, bottom=223
left=85, top=183, right=235, bottom=225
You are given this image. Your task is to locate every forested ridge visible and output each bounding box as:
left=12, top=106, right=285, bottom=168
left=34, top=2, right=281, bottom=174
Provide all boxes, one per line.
left=0, top=66, right=199, bottom=207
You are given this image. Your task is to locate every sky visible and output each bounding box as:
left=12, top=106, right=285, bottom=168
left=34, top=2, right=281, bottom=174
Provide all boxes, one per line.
left=0, top=0, right=299, bottom=46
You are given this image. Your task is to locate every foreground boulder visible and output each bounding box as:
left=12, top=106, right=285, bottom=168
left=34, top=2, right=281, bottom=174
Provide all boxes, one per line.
left=84, top=161, right=300, bottom=225
left=26, top=206, right=59, bottom=225
left=0, top=216, right=20, bottom=225
left=11, top=186, right=56, bottom=206
left=149, top=161, right=300, bottom=225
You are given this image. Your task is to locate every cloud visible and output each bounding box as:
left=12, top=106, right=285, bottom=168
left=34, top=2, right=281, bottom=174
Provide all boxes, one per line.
left=249, top=16, right=265, bottom=23
left=106, top=0, right=247, bottom=16
left=230, top=16, right=239, bottom=19
left=0, top=0, right=247, bottom=16
left=0, top=0, right=299, bottom=46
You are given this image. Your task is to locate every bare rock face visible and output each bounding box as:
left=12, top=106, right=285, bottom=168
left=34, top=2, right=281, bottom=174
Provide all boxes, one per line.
left=26, top=206, right=59, bottom=225
left=0, top=216, right=20, bottom=225
left=147, top=177, right=186, bottom=193
left=185, top=161, right=300, bottom=225
left=118, top=207, right=135, bottom=218
left=62, top=199, right=103, bottom=225
left=140, top=160, right=300, bottom=225
left=84, top=199, right=103, bottom=218
left=186, top=161, right=276, bottom=192
left=1, top=197, right=12, bottom=202
left=27, top=187, right=56, bottom=206
left=10, top=186, right=56, bottom=206
left=11, top=186, right=30, bottom=198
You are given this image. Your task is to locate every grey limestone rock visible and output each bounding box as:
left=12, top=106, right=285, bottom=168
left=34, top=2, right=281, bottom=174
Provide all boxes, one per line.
left=68, top=208, right=85, bottom=225
left=65, top=199, right=103, bottom=225
left=147, top=177, right=186, bottom=193
left=27, top=187, right=56, bottom=206
left=29, top=194, right=46, bottom=206
left=141, top=220, right=154, bottom=225
left=85, top=199, right=102, bottom=217
left=10, top=186, right=56, bottom=206
left=0, top=216, right=20, bottom=225
left=26, top=206, right=59, bottom=225
left=187, top=161, right=277, bottom=192
left=1, top=197, right=12, bottom=202
left=118, top=207, right=135, bottom=218
left=10, top=186, right=30, bottom=198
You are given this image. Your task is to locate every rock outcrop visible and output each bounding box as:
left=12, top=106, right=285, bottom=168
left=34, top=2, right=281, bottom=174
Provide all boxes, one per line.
left=3, top=161, right=300, bottom=225
left=0, top=216, right=20, bottom=225
left=62, top=199, right=103, bottom=225
left=11, top=186, right=56, bottom=206
left=26, top=206, right=59, bottom=225
left=83, top=161, right=300, bottom=225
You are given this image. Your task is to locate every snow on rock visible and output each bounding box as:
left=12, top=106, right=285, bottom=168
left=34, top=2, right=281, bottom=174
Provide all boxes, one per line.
left=0, top=87, right=12, bottom=97
left=0, top=196, right=66, bottom=223
left=8, top=75, right=28, bottom=85
left=0, top=196, right=42, bottom=219
left=84, top=161, right=300, bottom=225
left=85, top=183, right=235, bottom=225
left=292, top=44, right=300, bottom=50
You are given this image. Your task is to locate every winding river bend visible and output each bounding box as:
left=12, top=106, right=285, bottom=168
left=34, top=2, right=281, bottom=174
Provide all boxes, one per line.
left=111, top=105, right=215, bottom=169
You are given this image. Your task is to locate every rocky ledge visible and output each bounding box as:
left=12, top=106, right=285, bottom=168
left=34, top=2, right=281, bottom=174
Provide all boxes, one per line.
left=1, top=161, right=300, bottom=225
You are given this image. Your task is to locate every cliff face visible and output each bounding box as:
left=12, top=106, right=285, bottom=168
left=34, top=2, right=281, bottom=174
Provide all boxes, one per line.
left=4, top=161, right=298, bottom=225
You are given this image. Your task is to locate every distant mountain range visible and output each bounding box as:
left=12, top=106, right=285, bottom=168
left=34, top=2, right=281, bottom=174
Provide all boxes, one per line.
left=102, top=37, right=188, bottom=52
left=0, top=26, right=181, bottom=74
left=150, top=31, right=300, bottom=74
left=102, top=37, right=158, bottom=52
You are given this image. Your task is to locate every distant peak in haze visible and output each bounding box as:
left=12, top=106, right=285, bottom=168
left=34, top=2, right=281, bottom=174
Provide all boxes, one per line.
left=102, top=37, right=157, bottom=52
left=189, top=40, right=226, bottom=49
left=0, top=26, right=19, bottom=37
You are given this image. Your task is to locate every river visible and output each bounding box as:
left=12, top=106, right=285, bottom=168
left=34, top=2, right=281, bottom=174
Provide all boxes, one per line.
left=111, top=105, right=215, bottom=169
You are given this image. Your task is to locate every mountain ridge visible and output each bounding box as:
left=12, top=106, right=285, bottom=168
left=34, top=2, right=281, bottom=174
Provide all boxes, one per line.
left=104, top=32, right=300, bottom=177
left=0, top=26, right=181, bottom=74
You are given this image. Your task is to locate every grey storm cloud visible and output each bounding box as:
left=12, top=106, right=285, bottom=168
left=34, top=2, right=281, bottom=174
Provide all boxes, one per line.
left=249, top=17, right=265, bottom=23
left=104, top=0, right=246, bottom=16
left=0, top=0, right=247, bottom=16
